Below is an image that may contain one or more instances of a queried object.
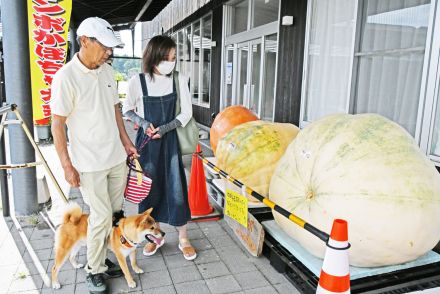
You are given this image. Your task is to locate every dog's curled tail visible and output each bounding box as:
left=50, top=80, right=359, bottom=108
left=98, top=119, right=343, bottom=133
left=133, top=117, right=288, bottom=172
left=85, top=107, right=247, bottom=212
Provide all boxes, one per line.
left=62, top=203, right=83, bottom=225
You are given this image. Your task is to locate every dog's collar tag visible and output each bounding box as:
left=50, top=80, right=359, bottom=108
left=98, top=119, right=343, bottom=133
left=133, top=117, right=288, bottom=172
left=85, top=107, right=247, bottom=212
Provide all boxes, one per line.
left=117, top=227, right=136, bottom=248
left=120, top=235, right=133, bottom=248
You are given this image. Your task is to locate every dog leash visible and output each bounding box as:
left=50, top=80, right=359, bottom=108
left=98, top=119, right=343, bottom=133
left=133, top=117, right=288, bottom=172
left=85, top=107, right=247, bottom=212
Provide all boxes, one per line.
left=126, top=135, right=151, bottom=173
left=137, top=135, right=152, bottom=153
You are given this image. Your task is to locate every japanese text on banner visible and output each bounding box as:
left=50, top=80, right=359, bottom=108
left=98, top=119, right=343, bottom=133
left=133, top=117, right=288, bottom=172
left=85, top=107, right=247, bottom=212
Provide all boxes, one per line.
left=27, top=0, right=72, bottom=125
left=225, top=189, right=248, bottom=228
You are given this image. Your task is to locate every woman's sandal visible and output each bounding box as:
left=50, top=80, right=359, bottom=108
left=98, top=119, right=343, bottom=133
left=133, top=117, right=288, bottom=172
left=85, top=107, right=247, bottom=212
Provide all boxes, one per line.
left=178, top=238, right=197, bottom=261
left=143, top=237, right=165, bottom=256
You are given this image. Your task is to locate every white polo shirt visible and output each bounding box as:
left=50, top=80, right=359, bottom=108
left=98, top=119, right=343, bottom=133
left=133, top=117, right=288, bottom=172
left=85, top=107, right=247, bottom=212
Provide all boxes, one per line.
left=51, top=54, right=126, bottom=172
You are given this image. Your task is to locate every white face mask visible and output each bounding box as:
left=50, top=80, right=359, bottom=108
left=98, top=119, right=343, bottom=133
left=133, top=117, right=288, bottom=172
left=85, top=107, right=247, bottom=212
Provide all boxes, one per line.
left=156, top=60, right=176, bottom=75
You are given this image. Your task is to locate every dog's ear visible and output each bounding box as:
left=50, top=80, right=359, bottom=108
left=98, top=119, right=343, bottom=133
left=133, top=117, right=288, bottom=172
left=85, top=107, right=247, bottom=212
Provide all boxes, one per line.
left=144, top=207, right=153, bottom=215
left=137, top=208, right=154, bottom=225
left=136, top=213, right=149, bottom=226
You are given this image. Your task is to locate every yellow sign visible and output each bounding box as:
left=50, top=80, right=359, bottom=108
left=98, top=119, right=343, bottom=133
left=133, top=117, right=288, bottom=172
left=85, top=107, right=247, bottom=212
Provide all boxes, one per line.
left=225, top=189, right=248, bottom=228
left=27, top=0, right=72, bottom=125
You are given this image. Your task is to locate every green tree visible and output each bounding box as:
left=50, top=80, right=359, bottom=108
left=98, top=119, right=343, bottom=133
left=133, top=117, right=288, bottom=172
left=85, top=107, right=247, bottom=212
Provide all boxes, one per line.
left=114, top=71, right=124, bottom=81
left=112, top=58, right=126, bottom=74
left=122, top=59, right=141, bottom=79
left=114, top=71, right=124, bottom=89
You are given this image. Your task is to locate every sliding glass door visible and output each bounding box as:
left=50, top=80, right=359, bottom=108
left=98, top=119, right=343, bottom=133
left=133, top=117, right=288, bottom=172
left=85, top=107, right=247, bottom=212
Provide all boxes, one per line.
left=221, top=0, right=279, bottom=121
left=225, top=38, right=272, bottom=118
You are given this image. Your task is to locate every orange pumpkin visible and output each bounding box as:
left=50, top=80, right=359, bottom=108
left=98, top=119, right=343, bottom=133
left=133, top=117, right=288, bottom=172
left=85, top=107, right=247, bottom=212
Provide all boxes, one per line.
left=210, top=105, right=258, bottom=155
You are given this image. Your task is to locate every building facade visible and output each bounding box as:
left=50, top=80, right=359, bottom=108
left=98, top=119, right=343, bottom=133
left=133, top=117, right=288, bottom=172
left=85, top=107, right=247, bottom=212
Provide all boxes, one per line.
left=142, top=0, right=440, bottom=166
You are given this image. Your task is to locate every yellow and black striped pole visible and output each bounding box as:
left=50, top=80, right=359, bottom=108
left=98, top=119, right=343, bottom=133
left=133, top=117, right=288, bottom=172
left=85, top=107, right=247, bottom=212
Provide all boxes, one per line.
left=197, top=152, right=330, bottom=243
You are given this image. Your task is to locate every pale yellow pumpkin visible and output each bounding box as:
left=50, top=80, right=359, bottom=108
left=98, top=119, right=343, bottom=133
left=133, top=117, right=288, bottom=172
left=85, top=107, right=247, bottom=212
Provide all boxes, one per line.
left=269, top=113, right=440, bottom=267
left=216, top=120, right=299, bottom=200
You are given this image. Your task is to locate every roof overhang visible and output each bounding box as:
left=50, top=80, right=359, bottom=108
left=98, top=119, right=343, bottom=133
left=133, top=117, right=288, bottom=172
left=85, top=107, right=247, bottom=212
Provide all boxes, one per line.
left=71, top=0, right=171, bottom=28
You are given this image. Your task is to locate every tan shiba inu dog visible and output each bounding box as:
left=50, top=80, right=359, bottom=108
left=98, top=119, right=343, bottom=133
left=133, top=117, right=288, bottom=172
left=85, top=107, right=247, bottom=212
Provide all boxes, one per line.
left=51, top=203, right=164, bottom=289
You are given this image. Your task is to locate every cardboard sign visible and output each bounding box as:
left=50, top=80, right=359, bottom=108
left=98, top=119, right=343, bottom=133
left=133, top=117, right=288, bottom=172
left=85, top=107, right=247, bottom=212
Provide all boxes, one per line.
left=225, top=188, right=248, bottom=228
left=225, top=212, right=265, bottom=257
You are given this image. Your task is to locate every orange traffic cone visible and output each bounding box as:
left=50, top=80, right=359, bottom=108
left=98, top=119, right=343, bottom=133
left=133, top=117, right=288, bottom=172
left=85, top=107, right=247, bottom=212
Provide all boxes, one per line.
left=316, top=219, right=350, bottom=294
left=188, top=144, right=214, bottom=217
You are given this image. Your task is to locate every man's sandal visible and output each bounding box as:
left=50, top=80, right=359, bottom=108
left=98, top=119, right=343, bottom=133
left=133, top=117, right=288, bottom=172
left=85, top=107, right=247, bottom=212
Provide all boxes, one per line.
left=178, top=238, right=197, bottom=261
left=143, top=237, right=165, bottom=256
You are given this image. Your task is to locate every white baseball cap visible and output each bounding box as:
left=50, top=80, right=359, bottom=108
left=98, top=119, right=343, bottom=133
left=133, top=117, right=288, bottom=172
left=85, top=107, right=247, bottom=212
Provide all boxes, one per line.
left=77, top=17, right=124, bottom=48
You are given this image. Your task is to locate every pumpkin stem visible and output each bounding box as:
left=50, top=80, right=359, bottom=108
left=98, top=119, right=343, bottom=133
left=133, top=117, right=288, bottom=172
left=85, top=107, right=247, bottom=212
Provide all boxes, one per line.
left=306, top=187, right=315, bottom=200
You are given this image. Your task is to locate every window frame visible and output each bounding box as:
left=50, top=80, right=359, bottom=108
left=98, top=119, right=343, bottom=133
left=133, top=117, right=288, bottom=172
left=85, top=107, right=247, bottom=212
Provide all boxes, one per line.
left=419, top=1, right=440, bottom=164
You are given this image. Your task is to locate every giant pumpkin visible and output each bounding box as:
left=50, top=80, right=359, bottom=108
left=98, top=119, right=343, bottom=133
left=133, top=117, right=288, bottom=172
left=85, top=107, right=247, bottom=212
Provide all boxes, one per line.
left=210, top=106, right=258, bottom=155
left=216, top=120, right=299, bottom=200
left=269, top=113, right=440, bottom=267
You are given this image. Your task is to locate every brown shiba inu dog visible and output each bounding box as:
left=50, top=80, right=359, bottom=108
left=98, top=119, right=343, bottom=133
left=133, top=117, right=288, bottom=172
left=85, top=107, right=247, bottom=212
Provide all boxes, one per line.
left=51, top=203, right=164, bottom=289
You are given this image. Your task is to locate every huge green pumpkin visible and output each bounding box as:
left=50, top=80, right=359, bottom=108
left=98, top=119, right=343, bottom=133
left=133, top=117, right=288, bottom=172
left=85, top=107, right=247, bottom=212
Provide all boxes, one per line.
left=269, top=113, right=440, bottom=267
left=216, top=120, right=299, bottom=201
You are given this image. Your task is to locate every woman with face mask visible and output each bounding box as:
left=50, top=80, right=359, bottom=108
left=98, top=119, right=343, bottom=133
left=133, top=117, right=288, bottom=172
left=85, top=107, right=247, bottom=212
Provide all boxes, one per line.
left=122, top=35, right=196, bottom=260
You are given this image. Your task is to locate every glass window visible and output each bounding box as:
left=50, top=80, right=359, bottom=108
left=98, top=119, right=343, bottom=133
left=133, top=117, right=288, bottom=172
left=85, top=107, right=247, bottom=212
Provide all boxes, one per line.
left=192, top=22, right=201, bottom=101
left=354, top=0, right=431, bottom=135
left=225, top=45, right=234, bottom=107
left=238, top=44, right=248, bottom=106
left=201, top=15, right=212, bottom=104
left=250, top=43, right=261, bottom=113
left=171, top=32, right=178, bottom=68
left=176, top=30, right=183, bottom=72
left=229, top=0, right=248, bottom=35
left=261, top=34, right=277, bottom=121
left=253, top=0, right=279, bottom=28
left=174, top=15, right=212, bottom=107
left=178, top=26, right=192, bottom=84
left=303, top=0, right=431, bottom=137
left=303, top=0, right=356, bottom=122
left=359, top=1, right=430, bottom=52
left=424, top=4, right=440, bottom=161
left=431, top=88, right=440, bottom=157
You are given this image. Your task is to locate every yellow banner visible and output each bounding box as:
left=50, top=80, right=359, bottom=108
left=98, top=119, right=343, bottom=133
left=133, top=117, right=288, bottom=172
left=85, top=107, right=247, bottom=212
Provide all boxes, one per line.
left=225, top=188, right=248, bottom=228
left=28, top=0, right=72, bottom=125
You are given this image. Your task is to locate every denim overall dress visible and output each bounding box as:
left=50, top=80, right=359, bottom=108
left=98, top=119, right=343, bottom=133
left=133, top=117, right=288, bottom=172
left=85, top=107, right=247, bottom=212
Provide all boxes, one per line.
left=136, top=73, right=191, bottom=226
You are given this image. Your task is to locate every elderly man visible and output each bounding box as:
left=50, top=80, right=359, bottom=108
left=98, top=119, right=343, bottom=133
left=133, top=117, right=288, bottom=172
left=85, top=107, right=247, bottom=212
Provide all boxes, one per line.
left=51, top=17, right=138, bottom=294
